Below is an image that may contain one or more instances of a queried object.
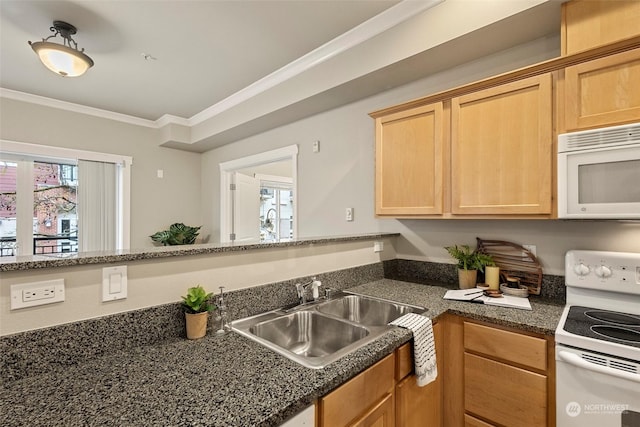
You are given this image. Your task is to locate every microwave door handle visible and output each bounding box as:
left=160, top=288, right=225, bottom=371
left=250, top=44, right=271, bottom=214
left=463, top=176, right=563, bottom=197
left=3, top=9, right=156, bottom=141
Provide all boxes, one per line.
left=558, top=350, right=640, bottom=383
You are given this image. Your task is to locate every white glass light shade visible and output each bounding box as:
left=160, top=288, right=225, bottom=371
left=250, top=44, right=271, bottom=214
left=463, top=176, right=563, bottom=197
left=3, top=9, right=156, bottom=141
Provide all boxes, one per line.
left=30, top=41, right=94, bottom=77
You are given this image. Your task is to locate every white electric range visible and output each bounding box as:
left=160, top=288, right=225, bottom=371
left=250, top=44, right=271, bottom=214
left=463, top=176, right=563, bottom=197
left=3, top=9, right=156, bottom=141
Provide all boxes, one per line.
left=555, top=250, right=640, bottom=427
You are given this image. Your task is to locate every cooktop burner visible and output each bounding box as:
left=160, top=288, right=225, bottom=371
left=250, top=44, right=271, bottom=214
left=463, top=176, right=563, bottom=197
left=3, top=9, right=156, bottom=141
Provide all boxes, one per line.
left=563, top=306, right=640, bottom=348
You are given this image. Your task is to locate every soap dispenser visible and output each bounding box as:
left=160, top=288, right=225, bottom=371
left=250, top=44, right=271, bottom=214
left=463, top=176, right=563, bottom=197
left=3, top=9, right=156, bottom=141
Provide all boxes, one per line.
left=311, top=279, right=321, bottom=300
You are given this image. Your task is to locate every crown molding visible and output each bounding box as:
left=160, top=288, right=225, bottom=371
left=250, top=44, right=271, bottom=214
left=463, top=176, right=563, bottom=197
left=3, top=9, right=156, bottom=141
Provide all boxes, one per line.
left=0, top=88, right=158, bottom=128
left=190, top=0, right=444, bottom=126
left=2, top=0, right=445, bottom=146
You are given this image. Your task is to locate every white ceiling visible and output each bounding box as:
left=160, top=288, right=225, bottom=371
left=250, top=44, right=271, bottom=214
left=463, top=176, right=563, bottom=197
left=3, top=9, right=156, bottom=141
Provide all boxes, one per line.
left=1, top=0, right=399, bottom=120
left=1, top=1, right=563, bottom=151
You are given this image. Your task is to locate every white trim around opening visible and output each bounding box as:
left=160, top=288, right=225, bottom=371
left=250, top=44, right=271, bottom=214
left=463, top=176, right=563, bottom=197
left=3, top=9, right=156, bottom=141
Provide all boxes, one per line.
left=219, top=145, right=298, bottom=243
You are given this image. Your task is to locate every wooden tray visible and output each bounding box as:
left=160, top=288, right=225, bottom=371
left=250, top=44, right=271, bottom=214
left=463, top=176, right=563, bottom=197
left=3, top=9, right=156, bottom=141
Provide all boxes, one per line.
left=476, top=237, right=543, bottom=295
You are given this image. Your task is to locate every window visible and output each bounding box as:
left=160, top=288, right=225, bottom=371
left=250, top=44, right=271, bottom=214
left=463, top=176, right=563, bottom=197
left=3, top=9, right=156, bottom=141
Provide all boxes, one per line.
left=259, top=177, right=294, bottom=242
left=0, top=140, right=131, bottom=257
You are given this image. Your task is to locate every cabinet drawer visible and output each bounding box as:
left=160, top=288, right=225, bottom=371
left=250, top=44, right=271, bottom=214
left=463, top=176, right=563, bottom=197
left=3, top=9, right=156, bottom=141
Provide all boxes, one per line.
left=464, top=353, right=547, bottom=427
left=320, top=353, right=395, bottom=426
left=464, top=322, right=547, bottom=370
left=395, top=343, right=413, bottom=381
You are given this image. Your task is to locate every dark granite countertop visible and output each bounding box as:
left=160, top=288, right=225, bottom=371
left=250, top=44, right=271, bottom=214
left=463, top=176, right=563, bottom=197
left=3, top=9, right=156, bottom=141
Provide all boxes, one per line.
left=349, top=279, right=564, bottom=335
left=0, top=279, right=563, bottom=427
left=0, top=233, right=399, bottom=272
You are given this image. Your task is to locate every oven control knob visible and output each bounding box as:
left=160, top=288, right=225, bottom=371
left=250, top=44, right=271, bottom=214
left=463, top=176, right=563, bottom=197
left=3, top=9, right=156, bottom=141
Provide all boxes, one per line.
left=595, top=265, right=612, bottom=278
left=573, top=263, right=590, bottom=276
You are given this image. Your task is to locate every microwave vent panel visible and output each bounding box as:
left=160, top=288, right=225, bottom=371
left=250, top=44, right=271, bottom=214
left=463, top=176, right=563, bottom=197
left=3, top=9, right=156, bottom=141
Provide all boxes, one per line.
left=560, top=123, right=640, bottom=152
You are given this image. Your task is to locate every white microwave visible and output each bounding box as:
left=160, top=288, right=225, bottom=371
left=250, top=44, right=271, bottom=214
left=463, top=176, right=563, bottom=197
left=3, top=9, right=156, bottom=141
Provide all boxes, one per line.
left=557, top=122, right=640, bottom=219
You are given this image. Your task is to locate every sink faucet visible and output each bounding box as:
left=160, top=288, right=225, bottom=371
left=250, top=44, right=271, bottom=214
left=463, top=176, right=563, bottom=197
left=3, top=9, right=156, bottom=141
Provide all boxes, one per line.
left=295, top=276, right=320, bottom=304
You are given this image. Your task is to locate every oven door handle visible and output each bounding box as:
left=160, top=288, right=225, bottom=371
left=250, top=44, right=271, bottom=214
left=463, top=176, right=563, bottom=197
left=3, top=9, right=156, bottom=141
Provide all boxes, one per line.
left=558, top=350, right=640, bottom=383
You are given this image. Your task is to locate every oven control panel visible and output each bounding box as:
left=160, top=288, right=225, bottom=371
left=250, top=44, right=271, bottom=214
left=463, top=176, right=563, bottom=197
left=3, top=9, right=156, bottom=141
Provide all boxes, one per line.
left=566, top=250, right=640, bottom=295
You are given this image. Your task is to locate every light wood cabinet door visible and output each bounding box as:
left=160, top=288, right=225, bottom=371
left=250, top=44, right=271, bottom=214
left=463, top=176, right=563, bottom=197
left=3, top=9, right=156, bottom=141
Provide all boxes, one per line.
left=375, top=102, right=444, bottom=216
left=464, top=353, right=547, bottom=427
left=564, top=48, right=640, bottom=131
left=351, top=393, right=395, bottom=427
left=451, top=74, right=553, bottom=215
left=464, top=414, right=496, bottom=427
left=395, top=322, right=443, bottom=427
left=319, top=353, right=395, bottom=427
left=562, top=0, right=640, bottom=56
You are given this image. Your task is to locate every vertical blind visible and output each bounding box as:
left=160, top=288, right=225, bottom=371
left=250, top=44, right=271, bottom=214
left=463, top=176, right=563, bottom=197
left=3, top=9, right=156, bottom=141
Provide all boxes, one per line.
left=78, top=160, right=117, bottom=252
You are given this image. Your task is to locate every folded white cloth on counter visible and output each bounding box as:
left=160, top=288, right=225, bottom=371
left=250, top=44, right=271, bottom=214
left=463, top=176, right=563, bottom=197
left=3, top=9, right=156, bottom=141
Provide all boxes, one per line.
left=389, top=313, right=437, bottom=387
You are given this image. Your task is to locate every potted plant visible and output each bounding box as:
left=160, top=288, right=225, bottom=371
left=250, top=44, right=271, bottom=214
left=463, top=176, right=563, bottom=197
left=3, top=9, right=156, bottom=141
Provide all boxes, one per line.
left=445, top=244, right=494, bottom=289
left=181, top=285, right=215, bottom=340
left=150, top=223, right=201, bottom=246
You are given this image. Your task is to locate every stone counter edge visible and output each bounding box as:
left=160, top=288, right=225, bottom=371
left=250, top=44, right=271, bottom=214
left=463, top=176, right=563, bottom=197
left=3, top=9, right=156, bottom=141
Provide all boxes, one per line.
left=0, top=233, right=399, bottom=272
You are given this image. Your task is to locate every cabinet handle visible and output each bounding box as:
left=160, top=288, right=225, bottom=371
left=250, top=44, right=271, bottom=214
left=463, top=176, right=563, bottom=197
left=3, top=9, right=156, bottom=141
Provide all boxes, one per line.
left=558, top=350, right=640, bottom=383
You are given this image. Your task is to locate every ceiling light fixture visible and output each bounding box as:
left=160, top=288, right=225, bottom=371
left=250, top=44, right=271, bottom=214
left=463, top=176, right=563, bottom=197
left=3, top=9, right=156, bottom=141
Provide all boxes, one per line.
left=28, top=20, right=94, bottom=77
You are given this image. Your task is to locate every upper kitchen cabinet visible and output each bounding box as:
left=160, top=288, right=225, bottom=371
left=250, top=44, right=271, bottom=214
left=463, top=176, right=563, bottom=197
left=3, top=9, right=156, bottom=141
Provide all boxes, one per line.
left=561, top=0, right=640, bottom=56
left=374, top=102, right=445, bottom=216
left=562, top=47, right=640, bottom=132
left=451, top=74, right=553, bottom=215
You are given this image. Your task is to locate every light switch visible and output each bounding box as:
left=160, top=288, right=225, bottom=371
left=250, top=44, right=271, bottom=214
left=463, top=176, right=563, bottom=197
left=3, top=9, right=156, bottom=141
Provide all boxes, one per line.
left=102, top=266, right=127, bottom=302
left=109, top=273, right=122, bottom=294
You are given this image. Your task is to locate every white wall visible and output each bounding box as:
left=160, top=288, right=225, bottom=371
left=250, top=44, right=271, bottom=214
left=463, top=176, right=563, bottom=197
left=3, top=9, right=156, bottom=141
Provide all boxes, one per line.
left=200, top=35, right=640, bottom=275
left=0, top=238, right=396, bottom=335
left=0, top=98, right=203, bottom=248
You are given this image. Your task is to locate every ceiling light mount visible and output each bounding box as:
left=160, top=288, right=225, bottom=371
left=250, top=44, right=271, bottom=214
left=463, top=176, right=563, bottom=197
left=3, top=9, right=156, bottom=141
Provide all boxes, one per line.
left=29, top=20, right=94, bottom=77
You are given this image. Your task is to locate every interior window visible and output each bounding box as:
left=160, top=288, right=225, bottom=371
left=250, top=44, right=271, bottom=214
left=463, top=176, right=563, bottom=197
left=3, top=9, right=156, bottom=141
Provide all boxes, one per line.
left=0, top=141, right=131, bottom=257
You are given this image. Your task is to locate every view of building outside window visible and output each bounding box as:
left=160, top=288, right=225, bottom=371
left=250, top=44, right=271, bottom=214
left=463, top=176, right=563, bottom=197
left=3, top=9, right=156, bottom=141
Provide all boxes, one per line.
left=0, top=161, right=78, bottom=257
left=259, top=186, right=293, bottom=242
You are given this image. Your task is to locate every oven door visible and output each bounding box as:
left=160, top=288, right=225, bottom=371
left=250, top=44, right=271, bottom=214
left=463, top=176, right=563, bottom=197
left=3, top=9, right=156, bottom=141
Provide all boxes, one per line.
left=557, top=144, right=640, bottom=219
left=556, top=344, right=640, bottom=427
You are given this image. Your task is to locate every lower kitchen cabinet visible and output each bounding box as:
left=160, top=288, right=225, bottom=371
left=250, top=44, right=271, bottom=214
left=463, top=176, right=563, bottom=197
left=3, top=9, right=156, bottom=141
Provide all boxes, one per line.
left=317, top=353, right=395, bottom=427
left=442, top=315, right=556, bottom=427
left=351, top=392, right=395, bottom=427
left=317, top=321, right=443, bottom=427
left=395, top=322, right=443, bottom=427
left=465, top=353, right=547, bottom=426
left=464, top=414, right=497, bottom=427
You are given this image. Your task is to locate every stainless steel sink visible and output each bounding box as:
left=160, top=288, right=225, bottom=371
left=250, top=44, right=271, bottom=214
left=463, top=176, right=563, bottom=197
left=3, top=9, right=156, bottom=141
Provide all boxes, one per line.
left=250, top=311, right=368, bottom=357
left=317, top=294, right=424, bottom=326
left=230, top=292, right=425, bottom=369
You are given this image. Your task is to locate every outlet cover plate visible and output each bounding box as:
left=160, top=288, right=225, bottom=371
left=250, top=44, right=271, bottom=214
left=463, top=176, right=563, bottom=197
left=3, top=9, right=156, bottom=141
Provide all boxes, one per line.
left=10, top=279, right=65, bottom=310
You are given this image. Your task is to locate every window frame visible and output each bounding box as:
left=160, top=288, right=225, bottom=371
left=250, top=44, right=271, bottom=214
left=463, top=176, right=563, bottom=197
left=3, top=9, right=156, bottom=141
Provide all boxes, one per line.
left=0, top=139, right=132, bottom=255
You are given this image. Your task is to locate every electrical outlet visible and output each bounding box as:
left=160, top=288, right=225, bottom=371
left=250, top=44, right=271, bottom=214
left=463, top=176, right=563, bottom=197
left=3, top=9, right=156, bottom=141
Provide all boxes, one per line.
left=374, top=241, right=384, bottom=253
left=11, top=279, right=65, bottom=310
left=23, top=287, right=56, bottom=302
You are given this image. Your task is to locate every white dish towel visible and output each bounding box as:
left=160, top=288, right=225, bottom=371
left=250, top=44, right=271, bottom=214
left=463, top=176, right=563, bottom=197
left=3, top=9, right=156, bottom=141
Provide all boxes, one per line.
left=389, top=313, right=437, bottom=387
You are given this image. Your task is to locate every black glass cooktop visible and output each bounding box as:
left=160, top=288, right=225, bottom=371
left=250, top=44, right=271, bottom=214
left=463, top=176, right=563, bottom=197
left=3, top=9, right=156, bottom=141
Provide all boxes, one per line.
left=563, top=306, right=640, bottom=349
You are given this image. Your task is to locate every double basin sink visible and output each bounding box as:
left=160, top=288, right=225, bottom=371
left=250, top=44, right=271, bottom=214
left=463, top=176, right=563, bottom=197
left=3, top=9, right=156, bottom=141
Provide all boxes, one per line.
left=230, top=293, right=425, bottom=369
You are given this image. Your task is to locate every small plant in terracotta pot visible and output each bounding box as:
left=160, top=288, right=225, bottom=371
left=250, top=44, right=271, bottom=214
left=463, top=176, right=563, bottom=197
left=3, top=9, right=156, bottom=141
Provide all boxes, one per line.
left=181, top=285, right=215, bottom=340
left=445, top=245, right=494, bottom=289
